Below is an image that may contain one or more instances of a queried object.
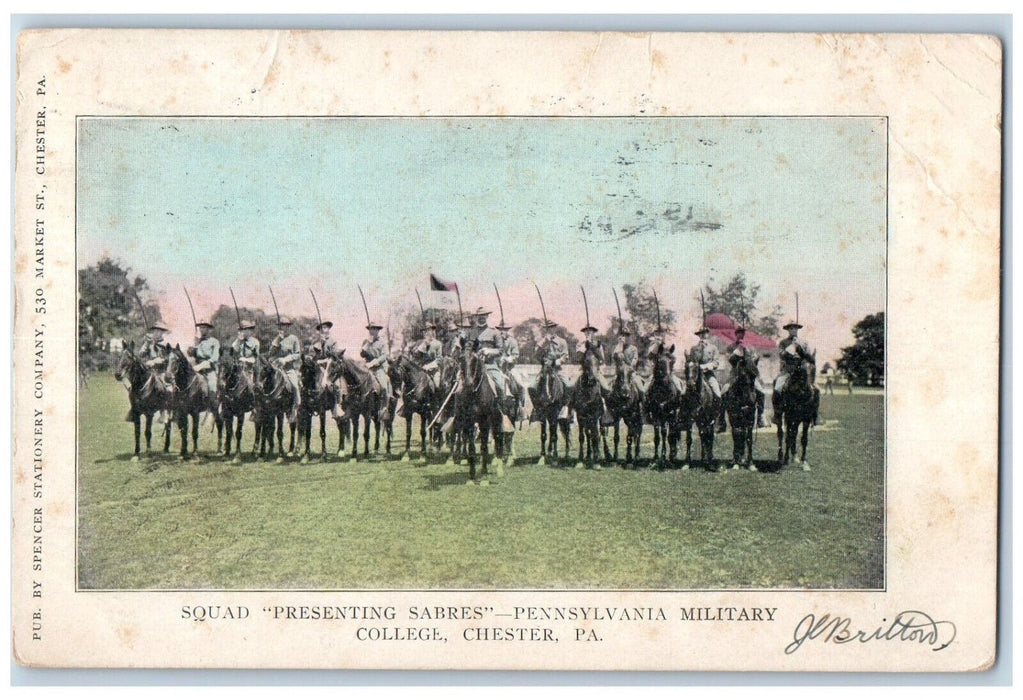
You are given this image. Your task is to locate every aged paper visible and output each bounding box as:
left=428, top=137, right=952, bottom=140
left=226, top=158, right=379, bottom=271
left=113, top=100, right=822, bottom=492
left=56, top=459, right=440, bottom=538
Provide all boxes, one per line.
left=12, top=30, right=1001, bottom=670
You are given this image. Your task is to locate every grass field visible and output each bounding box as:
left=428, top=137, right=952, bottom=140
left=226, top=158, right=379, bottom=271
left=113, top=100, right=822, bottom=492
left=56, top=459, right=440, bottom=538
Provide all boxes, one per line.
left=78, top=373, right=884, bottom=590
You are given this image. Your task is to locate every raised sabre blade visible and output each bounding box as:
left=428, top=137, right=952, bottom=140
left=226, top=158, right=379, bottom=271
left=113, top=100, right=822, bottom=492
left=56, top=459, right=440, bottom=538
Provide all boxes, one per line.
left=309, top=288, right=323, bottom=328
left=229, top=287, right=242, bottom=327
left=580, top=285, right=590, bottom=328
left=612, top=286, right=623, bottom=334
left=183, top=286, right=198, bottom=329
left=268, top=285, right=281, bottom=325
left=493, top=283, right=506, bottom=326
left=533, top=282, right=549, bottom=327
left=356, top=284, right=371, bottom=326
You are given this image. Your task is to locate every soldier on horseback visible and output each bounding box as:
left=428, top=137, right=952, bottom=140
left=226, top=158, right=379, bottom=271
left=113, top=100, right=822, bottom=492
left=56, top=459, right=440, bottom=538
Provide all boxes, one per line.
left=131, top=321, right=173, bottom=423
left=310, top=320, right=339, bottom=359
left=688, top=326, right=722, bottom=398
left=611, top=326, right=639, bottom=373
left=528, top=320, right=571, bottom=422
left=268, top=316, right=302, bottom=421
left=231, top=318, right=260, bottom=370
left=361, top=320, right=392, bottom=416
left=773, top=320, right=816, bottom=426
left=190, top=320, right=221, bottom=410
left=442, top=319, right=465, bottom=358
left=412, top=321, right=443, bottom=390
left=723, top=324, right=767, bottom=428
left=580, top=324, right=611, bottom=394
left=496, top=319, right=525, bottom=418
left=473, top=308, right=509, bottom=400
left=647, top=326, right=683, bottom=394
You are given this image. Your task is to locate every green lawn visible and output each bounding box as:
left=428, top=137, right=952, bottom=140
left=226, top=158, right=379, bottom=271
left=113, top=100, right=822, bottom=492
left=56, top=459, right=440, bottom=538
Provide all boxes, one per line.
left=78, top=373, right=884, bottom=590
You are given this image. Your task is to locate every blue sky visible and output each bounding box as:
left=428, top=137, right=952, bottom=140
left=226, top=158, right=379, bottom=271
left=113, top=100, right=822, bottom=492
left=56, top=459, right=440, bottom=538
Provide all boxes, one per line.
left=78, top=116, right=886, bottom=359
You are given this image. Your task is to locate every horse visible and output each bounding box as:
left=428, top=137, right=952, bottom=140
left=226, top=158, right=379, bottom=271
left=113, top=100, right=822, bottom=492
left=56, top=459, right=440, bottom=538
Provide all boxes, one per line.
left=774, top=353, right=818, bottom=470
left=218, top=349, right=256, bottom=464
left=644, top=349, right=681, bottom=466
left=458, top=346, right=507, bottom=482
left=395, top=353, right=441, bottom=462
left=603, top=354, right=645, bottom=465
left=166, top=345, right=222, bottom=460
left=571, top=348, right=605, bottom=469
left=113, top=342, right=172, bottom=460
left=298, top=353, right=342, bottom=463
left=529, top=359, right=572, bottom=466
left=254, top=356, right=298, bottom=462
left=723, top=352, right=760, bottom=471
left=679, top=354, right=723, bottom=470
left=333, top=350, right=391, bottom=460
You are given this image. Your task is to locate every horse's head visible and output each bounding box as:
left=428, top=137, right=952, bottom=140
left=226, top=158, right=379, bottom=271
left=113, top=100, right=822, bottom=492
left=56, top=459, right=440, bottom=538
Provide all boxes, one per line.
left=166, top=344, right=193, bottom=388
left=113, top=339, right=136, bottom=382
left=581, top=347, right=601, bottom=377
left=653, top=347, right=674, bottom=382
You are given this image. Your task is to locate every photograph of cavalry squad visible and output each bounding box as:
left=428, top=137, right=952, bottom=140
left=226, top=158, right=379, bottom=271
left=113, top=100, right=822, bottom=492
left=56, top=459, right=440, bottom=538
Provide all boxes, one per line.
left=77, top=116, right=885, bottom=590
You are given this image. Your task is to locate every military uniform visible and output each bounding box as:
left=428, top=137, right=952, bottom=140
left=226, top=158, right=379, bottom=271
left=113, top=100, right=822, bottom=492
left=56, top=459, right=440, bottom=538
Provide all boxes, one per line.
left=139, top=334, right=171, bottom=371
left=475, top=323, right=507, bottom=396
left=688, top=335, right=721, bottom=398
left=311, top=335, right=340, bottom=359
left=580, top=335, right=611, bottom=393
left=499, top=332, right=519, bottom=370
left=269, top=323, right=303, bottom=419
left=774, top=335, right=813, bottom=394
left=361, top=333, right=391, bottom=396
left=413, top=335, right=443, bottom=389
left=537, top=334, right=570, bottom=387
left=191, top=329, right=221, bottom=401
left=722, top=333, right=767, bottom=428
left=611, top=338, right=639, bottom=370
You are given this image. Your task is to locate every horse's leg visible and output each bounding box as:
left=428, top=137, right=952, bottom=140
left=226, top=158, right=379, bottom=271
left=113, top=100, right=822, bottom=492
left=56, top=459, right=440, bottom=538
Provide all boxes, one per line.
left=682, top=425, right=692, bottom=470
left=143, top=412, right=154, bottom=454
left=216, top=413, right=224, bottom=455
left=163, top=411, right=172, bottom=452
left=537, top=418, right=548, bottom=466
left=800, top=419, right=811, bottom=470
left=132, top=412, right=141, bottom=461
left=777, top=416, right=786, bottom=465
left=480, top=422, right=490, bottom=476
left=191, top=411, right=201, bottom=458
left=363, top=414, right=371, bottom=457
left=223, top=414, right=233, bottom=458
left=275, top=414, right=285, bottom=462
left=401, top=414, right=412, bottom=461
left=320, top=412, right=327, bottom=458
left=177, top=410, right=188, bottom=459
left=419, top=412, right=428, bottom=461
left=574, top=415, right=585, bottom=469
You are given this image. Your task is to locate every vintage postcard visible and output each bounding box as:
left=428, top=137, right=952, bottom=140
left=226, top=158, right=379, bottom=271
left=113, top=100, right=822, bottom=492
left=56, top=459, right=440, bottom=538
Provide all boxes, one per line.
left=12, top=30, right=1001, bottom=670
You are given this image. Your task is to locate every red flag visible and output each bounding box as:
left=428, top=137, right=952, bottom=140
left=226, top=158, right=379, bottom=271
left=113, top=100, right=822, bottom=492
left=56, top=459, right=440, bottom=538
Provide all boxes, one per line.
left=430, top=274, right=458, bottom=292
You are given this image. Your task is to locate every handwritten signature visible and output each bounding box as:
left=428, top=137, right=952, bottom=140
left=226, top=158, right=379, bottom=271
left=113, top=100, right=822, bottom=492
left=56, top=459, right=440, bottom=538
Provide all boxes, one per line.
left=785, top=611, right=957, bottom=655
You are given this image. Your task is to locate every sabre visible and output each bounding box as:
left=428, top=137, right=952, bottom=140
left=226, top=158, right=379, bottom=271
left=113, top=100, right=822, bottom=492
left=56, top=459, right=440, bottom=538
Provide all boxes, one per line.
left=699, top=289, right=707, bottom=328
left=130, top=287, right=151, bottom=332
left=533, top=282, right=549, bottom=327
left=229, top=287, right=242, bottom=328
left=268, top=285, right=281, bottom=325
left=795, top=292, right=800, bottom=326
left=576, top=284, right=593, bottom=327
left=415, top=287, right=425, bottom=325
left=309, top=288, right=323, bottom=328
left=455, top=286, right=464, bottom=326
left=356, top=284, right=371, bottom=326
left=654, top=291, right=662, bottom=331
left=613, top=286, right=623, bottom=334
left=424, top=381, right=459, bottom=432
left=493, top=283, right=506, bottom=327
left=183, top=286, right=198, bottom=330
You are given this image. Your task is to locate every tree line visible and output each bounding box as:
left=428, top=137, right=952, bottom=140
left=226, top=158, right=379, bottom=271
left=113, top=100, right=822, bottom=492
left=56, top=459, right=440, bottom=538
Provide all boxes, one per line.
left=79, top=256, right=882, bottom=383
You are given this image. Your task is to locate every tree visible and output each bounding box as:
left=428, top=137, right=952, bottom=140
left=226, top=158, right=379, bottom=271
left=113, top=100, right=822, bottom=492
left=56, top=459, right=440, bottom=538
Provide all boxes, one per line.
left=837, top=312, right=884, bottom=386
left=701, top=273, right=782, bottom=337
left=512, top=317, right=579, bottom=363
left=619, top=282, right=677, bottom=339
left=78, top=257, right=163, bottom=369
